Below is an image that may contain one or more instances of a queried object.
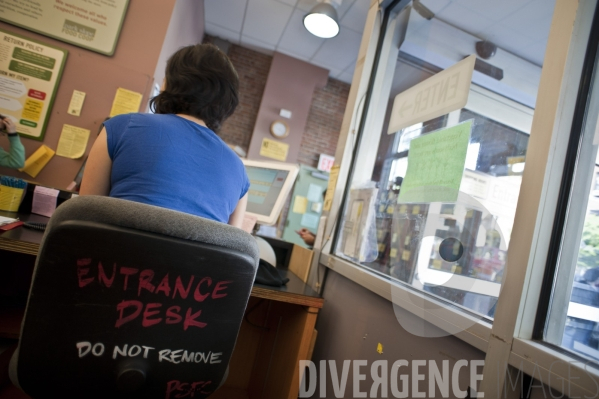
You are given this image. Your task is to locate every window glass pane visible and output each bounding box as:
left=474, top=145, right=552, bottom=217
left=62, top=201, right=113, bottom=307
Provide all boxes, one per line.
left=562, top=157, right=599, bottom=360
left=334, top=0, right=555, bottom=319
left=549, top=148, right=599, bottom=361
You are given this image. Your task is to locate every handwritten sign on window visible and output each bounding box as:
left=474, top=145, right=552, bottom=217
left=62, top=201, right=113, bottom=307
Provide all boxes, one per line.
left=398, top=120, right=472, bottom=203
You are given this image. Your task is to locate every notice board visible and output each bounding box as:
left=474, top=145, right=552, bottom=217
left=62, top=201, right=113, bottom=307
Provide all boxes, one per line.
left=0, top=51, right=152, bottom=188
left=0, top=0, right=129, bottom=55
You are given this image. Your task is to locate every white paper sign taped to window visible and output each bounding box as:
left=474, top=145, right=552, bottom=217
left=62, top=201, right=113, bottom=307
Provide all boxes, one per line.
left=388, top=55, right=476, bottom=133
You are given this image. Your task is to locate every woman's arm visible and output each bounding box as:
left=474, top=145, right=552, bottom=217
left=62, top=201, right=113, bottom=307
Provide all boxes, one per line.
left=0, top=117, right=25, bottom=169
left=228, top=193, right=248, bottom=228
left=80, top=128, right=112, bottom=196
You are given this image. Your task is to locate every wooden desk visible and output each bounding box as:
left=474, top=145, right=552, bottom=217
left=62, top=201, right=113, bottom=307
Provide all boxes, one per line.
left=0, top=211, right=49, bottom=256
left=0, top=212, right=323, bottom=399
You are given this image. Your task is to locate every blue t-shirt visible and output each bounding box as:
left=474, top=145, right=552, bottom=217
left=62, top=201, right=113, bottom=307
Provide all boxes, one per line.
left=104, top=113, right=249, bottom=223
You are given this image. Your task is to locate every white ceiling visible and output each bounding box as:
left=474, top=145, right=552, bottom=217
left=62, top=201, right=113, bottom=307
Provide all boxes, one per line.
left=429, top=0, right=555, bottom=68
left=204, top=0, right=556, bottom=84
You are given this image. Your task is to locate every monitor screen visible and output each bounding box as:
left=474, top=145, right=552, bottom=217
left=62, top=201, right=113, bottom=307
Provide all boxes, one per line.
left=243, top=159, right=299, bottom=225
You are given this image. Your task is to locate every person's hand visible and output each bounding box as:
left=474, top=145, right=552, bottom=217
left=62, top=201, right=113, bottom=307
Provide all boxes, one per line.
left=296, top=228, right=316, bottom=246
left=0, top=117, right=16, bottom=134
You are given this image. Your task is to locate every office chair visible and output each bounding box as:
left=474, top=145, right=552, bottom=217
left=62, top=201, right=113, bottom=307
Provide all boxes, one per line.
left=9, top=196, right=259, bottom=399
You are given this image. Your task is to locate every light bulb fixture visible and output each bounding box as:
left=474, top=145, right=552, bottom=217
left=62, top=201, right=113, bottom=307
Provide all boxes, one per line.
left=303, top=2, right=340, bottom=39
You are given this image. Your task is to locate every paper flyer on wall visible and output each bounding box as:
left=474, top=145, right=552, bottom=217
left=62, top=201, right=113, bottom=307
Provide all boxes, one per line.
left=67, top=90, right=86, bottom=116
left=260, top=137, right=289, bottom=162
left=0, top=29, right=67, bottom=140
left=56, top=124, right=90, bottom=159
left=109, top=87, right=143, bottom=117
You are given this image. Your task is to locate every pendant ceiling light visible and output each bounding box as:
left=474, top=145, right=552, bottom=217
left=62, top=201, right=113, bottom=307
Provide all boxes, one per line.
left=303, top=1, right=340, bottom=39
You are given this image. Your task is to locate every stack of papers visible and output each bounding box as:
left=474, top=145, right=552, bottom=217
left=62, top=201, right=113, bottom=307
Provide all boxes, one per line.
left=0, top=216, right=18, bottom=227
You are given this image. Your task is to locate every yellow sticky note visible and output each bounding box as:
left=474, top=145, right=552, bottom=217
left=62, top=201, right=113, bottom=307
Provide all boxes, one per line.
left=432, top=260, right=442, bottom=269
left=379, top=204, right=385, bottom=212
left=293, top=196, right=308, bottom=214
left=386, top=206, right=394, bottom=214
left=109, top=88, right=143, bottom=117
left=392, top=233, right=397, bottom=243
left=399, top=205, right=407, bottom=213
left=323, top=165, right=340, bottom=211
left=19, top=145, right=55, bottom=178
left=67, top=90, right=86, bottom=116
left=390, top=248, right=397, bottom=258
left=412, top=205, right=420, bottom=215
left=377, top=343, right=383, bottom=354
left=378, top=243, right=386, bottom=252
left=56, top=124, right=90, bottom=159
left=402, top=250, right=411, bottom=261
left=260, top=137, right=289, bottom=161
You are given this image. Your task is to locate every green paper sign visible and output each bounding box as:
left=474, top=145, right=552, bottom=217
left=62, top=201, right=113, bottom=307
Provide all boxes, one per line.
left=398, top=120, right=473, bottom=203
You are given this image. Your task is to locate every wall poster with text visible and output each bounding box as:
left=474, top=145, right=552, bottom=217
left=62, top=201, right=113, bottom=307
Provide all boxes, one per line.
left=0, top=0, right=129, bottom=56
left=0, top=29, right=67, bottom=141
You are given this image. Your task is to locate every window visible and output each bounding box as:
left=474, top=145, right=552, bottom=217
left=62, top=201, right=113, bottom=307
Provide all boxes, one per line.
left=333, top=0, right=554, bottom=319
left=538, top=27, right=599, bottom=362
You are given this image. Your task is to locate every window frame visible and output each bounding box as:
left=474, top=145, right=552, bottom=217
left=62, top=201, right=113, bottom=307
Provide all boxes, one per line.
left=311, top=0, right=599, bottom=396
left=533, top=10, right=599, bottom=348
left=483, top=0, right=599, bottom=392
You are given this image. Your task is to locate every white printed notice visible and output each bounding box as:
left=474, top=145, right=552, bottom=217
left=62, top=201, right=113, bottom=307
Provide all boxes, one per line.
left=32, top=185, right=59, bottom=217
left=0, top=29, right=67, bottom=140
left=388, top=55, right=475, bottom=133
left=0, top=0, right=130, bottom=55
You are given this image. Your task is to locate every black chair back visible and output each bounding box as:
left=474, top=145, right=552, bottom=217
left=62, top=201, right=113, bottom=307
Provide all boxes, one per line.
left=10, top=196, right=259, bottom=399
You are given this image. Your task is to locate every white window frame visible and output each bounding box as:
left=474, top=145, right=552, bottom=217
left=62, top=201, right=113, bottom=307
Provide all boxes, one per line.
left=310, top=0, right=599, bottom=397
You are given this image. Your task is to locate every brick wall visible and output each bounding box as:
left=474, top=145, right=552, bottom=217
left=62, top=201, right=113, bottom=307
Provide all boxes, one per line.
left=298, top=78, right=350, bottom=167
left=214, top=43, right=272, bottom=154
left=206, top=35, right=350, bottom=166
left=205, top=35, right=351, bottom=236
left=277, top=78, right=350, bottom=235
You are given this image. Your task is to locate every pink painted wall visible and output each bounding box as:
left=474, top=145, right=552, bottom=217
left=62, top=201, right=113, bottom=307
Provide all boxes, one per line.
left=0, top=0, right=178, bottom=189
left=247, top=52, right=328, bottom=163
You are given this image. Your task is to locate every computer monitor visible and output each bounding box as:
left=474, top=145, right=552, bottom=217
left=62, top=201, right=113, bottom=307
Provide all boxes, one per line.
left=243, top=159, right=299, bottom=226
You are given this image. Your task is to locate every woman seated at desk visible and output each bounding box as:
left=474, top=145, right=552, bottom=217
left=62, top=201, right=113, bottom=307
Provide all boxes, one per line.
left=80, top=44, right=249, bottom=228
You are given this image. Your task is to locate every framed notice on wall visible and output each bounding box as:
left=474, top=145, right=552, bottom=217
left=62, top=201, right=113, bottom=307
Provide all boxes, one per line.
left=0, top=29, right=67, bottom=141
left=0, top=0, right=129, bottom=56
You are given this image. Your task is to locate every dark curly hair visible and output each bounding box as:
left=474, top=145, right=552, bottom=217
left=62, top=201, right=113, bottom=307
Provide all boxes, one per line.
left=150, top=43, right=239, bottom=132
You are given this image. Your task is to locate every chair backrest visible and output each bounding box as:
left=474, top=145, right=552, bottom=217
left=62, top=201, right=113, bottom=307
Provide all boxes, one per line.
left=10, top=196, right=259, bottom=399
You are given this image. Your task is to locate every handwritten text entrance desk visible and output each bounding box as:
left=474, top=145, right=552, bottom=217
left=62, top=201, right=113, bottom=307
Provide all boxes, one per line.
left=0, top=211, right=323, bottom=399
